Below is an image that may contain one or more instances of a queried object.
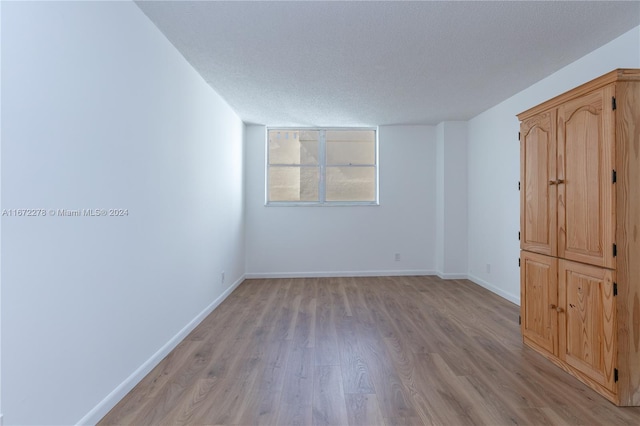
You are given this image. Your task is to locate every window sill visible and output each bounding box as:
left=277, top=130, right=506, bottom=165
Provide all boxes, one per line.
left=265, top=201, right=380, bottom=207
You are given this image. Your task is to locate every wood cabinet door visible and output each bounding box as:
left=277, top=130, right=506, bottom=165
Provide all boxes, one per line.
left=521, top=251, right=558, bottom=356
left=558, top=260, right=616, bottom=392
left=521, top=110, right=557, bottom=256
left=557, top=86, right=616, bottom=268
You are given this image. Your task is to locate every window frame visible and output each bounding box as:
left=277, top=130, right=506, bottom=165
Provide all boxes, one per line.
left=265, top=127, right=379, bottom=206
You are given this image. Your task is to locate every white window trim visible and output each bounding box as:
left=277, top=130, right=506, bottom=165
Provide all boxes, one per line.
left=265, top=127, right=379, bottom=206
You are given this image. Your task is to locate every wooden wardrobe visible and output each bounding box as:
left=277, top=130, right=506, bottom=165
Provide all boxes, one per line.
left=518, top=69, right=640, bottom=405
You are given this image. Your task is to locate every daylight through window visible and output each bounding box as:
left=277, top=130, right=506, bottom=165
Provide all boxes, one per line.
left=267, top=128, right=378, bottom=205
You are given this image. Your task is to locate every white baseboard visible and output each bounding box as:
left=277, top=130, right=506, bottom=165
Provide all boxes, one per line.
left=467, top=273, right=520, bottom=305
left=76, top=274, right=245, bottom=426
left=247, top=270, right=468, bottom=281
left=435, top=272, right=468, bottom=280
left=244, top=269, right=436, bottom=279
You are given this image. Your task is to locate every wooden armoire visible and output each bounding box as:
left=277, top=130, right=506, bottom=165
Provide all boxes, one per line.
left=518, top=69, right=640, bottom=405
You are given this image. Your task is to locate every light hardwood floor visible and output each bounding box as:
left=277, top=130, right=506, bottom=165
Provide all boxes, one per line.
left=99, top=276, right=640, bottom=425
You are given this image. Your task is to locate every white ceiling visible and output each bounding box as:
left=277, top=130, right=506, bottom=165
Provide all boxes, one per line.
left=136, top=1, right=640, bottom=126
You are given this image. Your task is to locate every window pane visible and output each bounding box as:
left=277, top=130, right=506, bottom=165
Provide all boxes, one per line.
left=268, top=166, right=319, bottom=201
left=269, top=130, right=319, bottom=165
left=326, top=166, right=376, bottom=202
left=326, top=130, right=375, bottom=165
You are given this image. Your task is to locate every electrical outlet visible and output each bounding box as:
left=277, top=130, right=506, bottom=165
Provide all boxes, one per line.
left=395, top=253, right=401, bottom=262
left=221, top=271, right=225, bottom=284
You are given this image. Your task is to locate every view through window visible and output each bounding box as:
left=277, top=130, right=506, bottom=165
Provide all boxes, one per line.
left=267, top=129, right=378, bottom=205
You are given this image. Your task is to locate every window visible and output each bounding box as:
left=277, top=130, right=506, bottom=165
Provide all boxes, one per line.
left=267, top=128, right=378, bottom=205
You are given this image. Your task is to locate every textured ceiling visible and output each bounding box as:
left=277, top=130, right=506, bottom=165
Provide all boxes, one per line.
left=136, top=1, right=640, bottom=126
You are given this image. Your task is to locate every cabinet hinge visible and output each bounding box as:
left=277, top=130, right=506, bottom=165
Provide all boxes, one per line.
left=519, top=315, right=521, bottom=325
left=612, top=169, right=617, bottom=184
left=518, top=258, right=521, bottom=267
left=615, top=368, right=619, bottom=382
left=613, top=243, right=617, bottom=257
left=614, top=282, right=618, bottom=296
left=518, top=231, right=521, bottom=241
left=518, top=181, right=521, bottom=191
left=612, top=97, right=617, bottom=111
left=518, top=131, right=521, bottom=140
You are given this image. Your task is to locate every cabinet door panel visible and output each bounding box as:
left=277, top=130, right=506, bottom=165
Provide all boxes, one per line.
left=521, top=111, right=557, bottom=256
left=521, top=251, right=558, bottom=355
left=557, top=86, right=616, bottom=268
left=558, top=260, right=616, bottom=392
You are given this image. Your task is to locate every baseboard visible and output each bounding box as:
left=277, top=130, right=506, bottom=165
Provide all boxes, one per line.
left=247, top=271, right=467, bottom=281
left=467, top=273, right=520, bottom=305
left=76, top=274, right=245, bottom=426
left=244, top=270, right=436, bottom=279
left=435, top=272, right=468, bottom=280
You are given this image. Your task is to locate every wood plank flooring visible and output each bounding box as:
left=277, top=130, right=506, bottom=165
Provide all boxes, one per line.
left=99, top=276, right=640, bottom=425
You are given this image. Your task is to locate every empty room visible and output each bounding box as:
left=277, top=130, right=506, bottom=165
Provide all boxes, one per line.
left=3, top=1, right=640, bottom=425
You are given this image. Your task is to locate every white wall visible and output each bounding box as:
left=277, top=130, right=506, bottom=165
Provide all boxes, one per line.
left=1, top=2, right=245, bottom=424
left=245, top=125, right=436, bottom=277
left=0, top=1, right=3, bottom=423
left=467, top=25, right=640, bottom=304
left=435, top=125, right=445, bottom=274
left=435, top=122, right=468, bottom=278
